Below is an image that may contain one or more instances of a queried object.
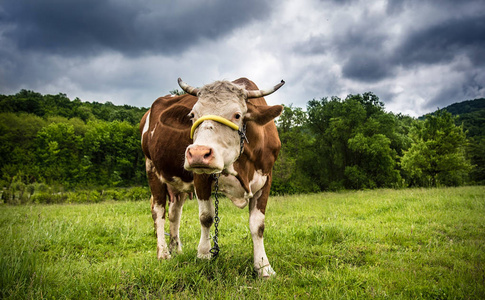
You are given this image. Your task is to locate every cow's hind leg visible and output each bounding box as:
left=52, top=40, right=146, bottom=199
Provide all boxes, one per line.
left=167, top=186, right=186, bottom=254
left=150, top=193, right=170, bottom=259
left=147, top=160, right=170, bottom=259
left=249, top=189, right=275, bottom=278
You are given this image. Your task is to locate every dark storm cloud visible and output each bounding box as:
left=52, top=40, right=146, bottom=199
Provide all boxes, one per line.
left=305, top=1, right=485, bottom=85
left=396, top=15, right=485, bottom=67
left=1, top=0, right=485, bottom=117
left=293, top=7, right=392, bottom=84
left=387, top=0, right=483, bottom=14
left=333, top=25, right=392, bottom=82
left=341, top=51, right=393, bottom=82
left=0, top=0, right=273, bottom=57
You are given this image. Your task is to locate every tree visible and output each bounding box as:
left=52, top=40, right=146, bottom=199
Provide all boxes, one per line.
left=170, top=89, right=186, bottom=96
left=272, top=105, right=318, bottom=194
left=347, top=133, right=400, bottom=189
left=35, top=123, right=82, bottom=185
left=82, top=120, right=144, bottom=186
left=468, top=137, right=485, bottom=184
left=0, top=113, right=47, bottom=185
left=305, top=93, right=404, bottom=190
left=401, top=110, right=472, bottom=186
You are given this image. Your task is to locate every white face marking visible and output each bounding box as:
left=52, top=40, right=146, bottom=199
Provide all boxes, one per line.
left=186, top=119, right=239, bottom=172
left=185, top=89, right=247, bottom=174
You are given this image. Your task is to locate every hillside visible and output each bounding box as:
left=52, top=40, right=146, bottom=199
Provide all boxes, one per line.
left=422, top=98, right=485, bottom=138
left=438, top=98, right=485, bottom=184
left=442, top=98, right=485, bottom=115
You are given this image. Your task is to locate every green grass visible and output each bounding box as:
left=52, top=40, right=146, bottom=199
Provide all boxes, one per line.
left=1, top=186, right=484, bottom=299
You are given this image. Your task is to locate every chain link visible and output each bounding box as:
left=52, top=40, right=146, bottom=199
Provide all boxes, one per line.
left=210, top=173, right=220, bottom=258
left=238, top=124, right=248, bottom=156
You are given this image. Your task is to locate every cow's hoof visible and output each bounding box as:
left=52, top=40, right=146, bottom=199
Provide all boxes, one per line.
left=257, top=265, right=276, bottom=278
left=197, top=252, right=212, bottom=260
left=169, top=240, right=183, bottom=254
left=157, top=249, right=171, bottom=260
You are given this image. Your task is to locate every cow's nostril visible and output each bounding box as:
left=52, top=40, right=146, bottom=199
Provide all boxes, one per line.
left=204, top=149, right=212, bottom=159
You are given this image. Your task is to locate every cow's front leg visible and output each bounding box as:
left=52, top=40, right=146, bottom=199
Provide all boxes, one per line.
left=197, top=197, right=214, bottom=259
left=168, top=189, right=186, bottom=254
left=249, top=190, right=275, bottom=277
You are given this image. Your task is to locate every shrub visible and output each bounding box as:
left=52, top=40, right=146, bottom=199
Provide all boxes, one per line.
left=32, top=192, right=67, bottom=204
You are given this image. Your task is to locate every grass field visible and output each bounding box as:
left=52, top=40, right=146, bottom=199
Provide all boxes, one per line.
left=1, top=186, right=484, bottom=299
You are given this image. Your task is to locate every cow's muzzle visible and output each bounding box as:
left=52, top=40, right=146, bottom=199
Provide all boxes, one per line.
left=185, top=145, right=219, bottom=174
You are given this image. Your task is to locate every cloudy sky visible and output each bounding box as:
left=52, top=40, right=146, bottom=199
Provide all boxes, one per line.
left=1, top=0, right=484, bottom=117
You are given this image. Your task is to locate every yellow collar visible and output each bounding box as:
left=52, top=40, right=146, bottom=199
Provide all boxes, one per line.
left=190, top=115, right=239, bottom=139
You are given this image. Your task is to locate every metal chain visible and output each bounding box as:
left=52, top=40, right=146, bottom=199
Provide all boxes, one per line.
left=208, top=124, right=247, bottom=259
left=208, top=125, right=247, bottom=259
left=210, top=173, right=220, bottom=258
left=238, top=123, right=248, bottom=157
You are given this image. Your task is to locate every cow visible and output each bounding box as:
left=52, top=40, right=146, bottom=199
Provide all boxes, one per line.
left=140, top=77, right=284, bottom=277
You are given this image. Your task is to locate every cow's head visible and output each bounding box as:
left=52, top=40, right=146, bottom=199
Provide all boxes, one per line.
left=178, top=78, right=284, bottom=175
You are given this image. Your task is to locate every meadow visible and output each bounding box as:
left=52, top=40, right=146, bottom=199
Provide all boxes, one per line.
left=1, top=186, right=484, bottom=299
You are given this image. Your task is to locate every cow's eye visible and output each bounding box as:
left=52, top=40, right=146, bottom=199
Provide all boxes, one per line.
left=234, top=113, right=241, bottom=120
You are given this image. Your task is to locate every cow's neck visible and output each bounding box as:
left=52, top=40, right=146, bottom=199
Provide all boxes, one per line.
left=233, top=157, right=252, bottom=194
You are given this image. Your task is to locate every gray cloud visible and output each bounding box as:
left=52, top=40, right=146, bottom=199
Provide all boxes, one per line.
left=341, top=52, right=394, bottom=82
left=395, top=15, right=485, bottom=67
left=1, top=0, right=485, bottom=117
left=1, top=0, right=273, bottom=57
left=426, top=68, right=485, bottom=111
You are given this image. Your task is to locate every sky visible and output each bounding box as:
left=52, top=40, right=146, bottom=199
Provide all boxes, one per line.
left=1, top=0, right=484, bottom=117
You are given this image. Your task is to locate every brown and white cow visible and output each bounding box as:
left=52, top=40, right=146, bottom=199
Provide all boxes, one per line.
left=140, top=77, right=284, bottom=277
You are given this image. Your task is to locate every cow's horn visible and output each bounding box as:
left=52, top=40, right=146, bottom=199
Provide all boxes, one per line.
left=246, top=80, right=285, bottom=99
left=178, top=78, right=199, bottom=96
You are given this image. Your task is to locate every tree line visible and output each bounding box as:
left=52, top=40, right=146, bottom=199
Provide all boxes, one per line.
left=1, top=90, right=483, bottom=201
left=272, top=94, right=484, bottom=194
left=0, top=90, right=147, bottom=192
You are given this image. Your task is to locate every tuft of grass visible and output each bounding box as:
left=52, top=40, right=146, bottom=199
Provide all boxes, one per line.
left=1, top=186, right=484, bottom=299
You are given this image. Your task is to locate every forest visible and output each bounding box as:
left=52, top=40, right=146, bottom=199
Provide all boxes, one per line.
left=0, top=90, right=484, bottom=202
left=272, top=94, right=484, bottom=193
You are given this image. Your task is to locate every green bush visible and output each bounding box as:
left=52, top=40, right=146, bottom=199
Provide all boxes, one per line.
left=32, top=192, right=67, bottom=204
left=101, top=189, right=124, bottom=201
left=125, top=186, right=150, bottom=201
left=66, top=190, right=101, bottom=203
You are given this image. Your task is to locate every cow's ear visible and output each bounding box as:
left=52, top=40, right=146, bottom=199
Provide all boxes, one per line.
left=160, top=104, right=193, bottom=130
left=245, top=103, right=283, bottom=125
